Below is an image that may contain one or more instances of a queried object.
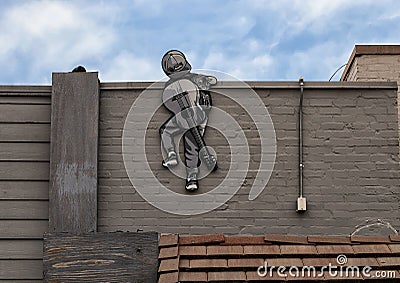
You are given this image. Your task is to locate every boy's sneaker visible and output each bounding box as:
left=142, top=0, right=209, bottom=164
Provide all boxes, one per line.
left=185, top=173, right=198, bottom=192
left=162, top=151, right=178, bottom=168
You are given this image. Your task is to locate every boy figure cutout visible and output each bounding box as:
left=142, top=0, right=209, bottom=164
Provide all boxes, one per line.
left=159, top=50, right=217, bottom=192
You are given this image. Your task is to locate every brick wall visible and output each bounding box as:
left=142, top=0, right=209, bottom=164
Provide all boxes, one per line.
left=345, top=55, right=400, bottom=81
left=341, top=45, right=400, bottom=156
left=344, top=57, right=358, bottom=82
left=98, top=81, right=400, bottom=236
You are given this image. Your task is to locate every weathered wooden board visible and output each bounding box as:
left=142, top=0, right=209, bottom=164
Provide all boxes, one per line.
left=49, top=72, right=99, bottom=234
left=0, top=105, right=51, bottom=123
left=0, top=240, right=43, bottom=259
left=0, top=200, right=48, bottom=219
left=0, top=124, right=50, bottom=142
left=0, top=260, right=43, bottom=279
left=43, top=232, right=158, bottom=282
left=0, top=85, right=51, bottom=94
left=0, top=220, right=48, bottom=239
left=0, top=280, right=43, bottom=283
left=0, top=143, right=50, bottom=161
left=0, top=96, right=51, bottom=105
left=0, top=181, right=49, bottom=200
left=0, top=89, right=50, bottom=282
left=0, top=162, right=49, bottom=180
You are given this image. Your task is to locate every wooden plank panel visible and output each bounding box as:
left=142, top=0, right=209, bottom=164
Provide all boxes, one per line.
left=0, top=162, right=49, bottom=180
left=0, top=85, right=51, bottom=94
left=0, top=240, right=43, bottom=259
left=0, top=220, right=48, bottom=238
left=0, top=105, right=50, bottom=123
left=0, top=200, right=48, bottom=219
left=49, top=72, right=99, bottom=234
left=0, top=280, right=43, bottom=283
left=0, top=143, right=50, bottom=161
left=0, top=96, right=50, bottom=105
left=0, top=124, right=50, bottom=142
left=0, top=260, right=42, bottom=279
left=43, top=232, right=158, bottom=282
left=0, top=181, right=48, bottom=200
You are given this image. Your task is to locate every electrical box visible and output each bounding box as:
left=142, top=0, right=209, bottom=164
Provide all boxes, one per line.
left=297, top=197, right=307, bottom=212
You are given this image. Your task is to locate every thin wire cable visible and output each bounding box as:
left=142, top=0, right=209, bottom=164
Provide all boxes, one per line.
left=328, top=63, right=347, bottom=81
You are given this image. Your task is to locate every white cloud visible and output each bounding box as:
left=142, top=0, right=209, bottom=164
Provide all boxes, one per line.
left=282, top=41, right=353, bottom=81
left=0, top=1, right=117, bottom=83
left=202, top=50, right=273, bottom=80
left=0, top=0, right=400, bottom=83
left=203, top=52, right=225, bottom=69
left=101, top=51, right=163, bottom=81
left=223, top=16, right=256, bottom=38
left=251, top=54, right=272, bottom=70
left=246, top=0, right=356, bottom=31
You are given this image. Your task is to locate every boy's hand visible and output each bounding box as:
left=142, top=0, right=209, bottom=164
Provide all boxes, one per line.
left=193, top=75, right=217, bottom=90
left=206, top=76, right=217, bottom=86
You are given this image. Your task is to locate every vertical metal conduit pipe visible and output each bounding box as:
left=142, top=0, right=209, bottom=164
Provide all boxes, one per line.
left=299, top=77, right=304, bottom=197
left=297, top=77, right=306, bottom=212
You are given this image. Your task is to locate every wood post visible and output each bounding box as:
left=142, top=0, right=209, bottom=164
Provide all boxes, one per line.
left=49, top=72, right=99, bottom=234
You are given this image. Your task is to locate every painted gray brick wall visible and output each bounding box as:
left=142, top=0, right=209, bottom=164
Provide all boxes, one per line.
left=98, top=82, right=400, bottom=236
left=342, top=54, right=400, bottom=156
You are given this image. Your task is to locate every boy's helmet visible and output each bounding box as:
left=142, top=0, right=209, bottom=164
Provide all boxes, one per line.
left=161, top=50, right=192, bottom=76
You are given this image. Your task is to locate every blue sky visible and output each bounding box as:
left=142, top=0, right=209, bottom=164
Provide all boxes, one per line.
left=1, top=0, right=400, bottom=84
